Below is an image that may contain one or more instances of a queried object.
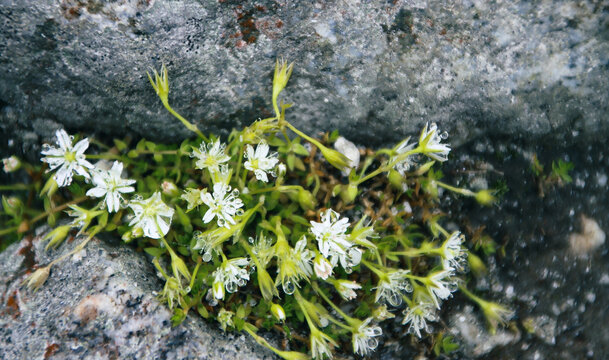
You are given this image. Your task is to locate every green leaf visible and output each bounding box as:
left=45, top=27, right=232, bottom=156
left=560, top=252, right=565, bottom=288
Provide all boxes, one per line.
left=144, top=247, right=166, bottom=257
left=113, top=139, right=128, bottom=151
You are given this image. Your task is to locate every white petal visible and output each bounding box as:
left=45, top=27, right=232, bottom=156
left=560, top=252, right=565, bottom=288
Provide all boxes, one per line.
left=86, top=187, right=107, bottom=198
left=73, top=138, right=90, bottom=154
left=55, top=129, right=72, bottom=150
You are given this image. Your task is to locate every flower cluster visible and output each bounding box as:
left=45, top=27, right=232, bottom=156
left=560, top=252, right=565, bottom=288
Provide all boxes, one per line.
left=5, top=61, right=509, bottom=360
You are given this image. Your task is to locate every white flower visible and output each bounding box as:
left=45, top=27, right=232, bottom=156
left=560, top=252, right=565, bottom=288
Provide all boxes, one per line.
left=244, top=141, right=279, bottom=182
left=275, top=236, right=314, bottom=295
left=191, top=139, right=230, bottom=173
left=374, top=269, right=413, bottom=307
left=41, top=129, right=94, bottom=187
left=426, top=269, right=456, bottom=309
left=314, top=254, right=333, bottom=280
left=393, top=137, right=416, bottom=175
left=217, top=308, right=235, bottom=331
left=334, top=280, right=361, bottom=301
left=251, top=234, right=275, bottom=268
left=352, top=317, right=382, bottom=356
left=211, top=257, right=250, bottom=299
left=86, top=161, right=136, bottom=213
left=65, top=204, right=101, bottom=235
left=418, top=122, right=451, bottom=162
left=310, top=328, right=336, bottom=360
left=440, top=231, right=467, bottom=271
left=201, top=183, right=244, bottom=228
left=294, top=236, right=314, bottom=277
left=401, top=301, right=438, bottom=338
left=310, top=209, right=361, bottom=272
left=127, top=192, right=174, bottom=239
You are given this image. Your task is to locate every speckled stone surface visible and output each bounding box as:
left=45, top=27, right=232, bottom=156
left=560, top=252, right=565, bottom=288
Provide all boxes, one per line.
left=1, top=0, right=608, bottom=159
left=0, top=232, right=274, bottom=360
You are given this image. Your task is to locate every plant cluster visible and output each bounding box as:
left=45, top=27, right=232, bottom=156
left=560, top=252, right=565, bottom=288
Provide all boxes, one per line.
left=1, top=60, right=513, bottom=359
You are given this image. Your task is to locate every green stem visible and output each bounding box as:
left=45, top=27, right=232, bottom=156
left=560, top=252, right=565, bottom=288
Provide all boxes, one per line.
left=312, top=282, right=357, bottom=328
left=0, top=226, right=19, bottom=236
left=0, top=184, right=33, bottom=191
left=353, top=146, right=421, bottom=186
left=436, top=181, right=475, bottom=197
left=163, top=101, right=208, bottom=141
left=29, top=195, right=88, bottom=224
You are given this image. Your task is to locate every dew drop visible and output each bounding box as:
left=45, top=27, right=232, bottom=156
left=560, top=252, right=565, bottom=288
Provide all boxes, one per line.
left=283, top=281, right=295, bottom=295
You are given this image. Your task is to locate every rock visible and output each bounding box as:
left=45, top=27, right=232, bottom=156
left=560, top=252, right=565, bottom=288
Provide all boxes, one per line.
left=568, top=215, right=606, bottom=257
left=1, top=0, right=608, bottom=157
left=0, top=232, right=274, bottom=360
left=449, top=305, right=520, bottom=357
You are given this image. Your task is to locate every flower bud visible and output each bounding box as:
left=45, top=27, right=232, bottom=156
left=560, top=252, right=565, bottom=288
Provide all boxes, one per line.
left=257, top=267, right=279, bottom=302
left=387, top=169, right=404, bottom=190
left=297, top=188, right=316, bottom=211
left=213, top=280, right=225, bottom=300
left=270, top=303, right=286, bottom=322
left=2, top=156, right=21, bottom=173
left=339, top=184, right=358, bottom=204
left=475, top=189, right=496, bottom=206
left=468, top=252, right=487, bottom=277
left=272, top=58, right=294, bottom=101
left=43, top=225, right=71, bottom=250
left=161, top=180, right=180, bottom=197
left=313, top=254, right=333, bottom=280
left=22, top=266, right=50, bottom=291
left=147, top=64, right=169, bottom=105
left=320, top=146, right=350, bottom=171
left=121, top=230, right=133, bottom=242
left=40, top=177, right=58, bottom=198
left=132, top=226, right=144, bottom=238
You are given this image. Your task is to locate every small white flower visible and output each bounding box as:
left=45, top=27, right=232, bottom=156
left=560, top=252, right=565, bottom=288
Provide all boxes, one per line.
left=201, top=183, right=244, bottom=228
left=310, top=328, right=336, bottom=360
left=440, top=231, right=467, bottom=271
left=418, top=122, right=451, bottom=162
left=191, top=139, right=230, bottom=173
left=275, top=236, right=314, bottom=295
left=294, top=236, right=314, bottom=277
left=86, top=161, right=136, bottom=213
left=401, top=300, right=438, bottom=338
left=217, top=308, right=235, bottom=331
left=374, top=269, right=413, bottom=307
left=251, top=234, right=275, bottom=268
left=310, top=209, right=361, bottom=272
left=393, top=137, right=417, bottom=175
left=41, top=129, right=94, bottom=187
left=352, top=317, right=382, bottom=356
left=211, top=257, right=250, bottom=299
left=426, top=269, right=457, bottom=309
left=181, top=188, right=205, bottom=211
left=128, top=192, right=174, bottom=239
left=244, top=141, right=279, bottom=182
left=334, top=280, right=361, bottom=301
left=313, top=254, right=333, bottom=280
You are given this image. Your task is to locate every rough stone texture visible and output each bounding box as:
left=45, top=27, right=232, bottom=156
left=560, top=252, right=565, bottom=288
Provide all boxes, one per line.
left=0, top=231, right=274, bottom=360
left=1, top=0, right=608, bottom=159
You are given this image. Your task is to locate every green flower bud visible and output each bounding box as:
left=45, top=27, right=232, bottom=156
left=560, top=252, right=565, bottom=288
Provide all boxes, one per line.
left=475, top=189, right=496, bottom=206
left=147, top=64, right=169, bottom=105
left=43, top=225, right=71, bottom=250
left=270, top=303, right=286, bottom=322
left=339, top=184, right=358, bottom=204
left=257, top=267, right=279, bottom=302
left=468, top=252, right=487, bottom=277
left=388, top=169, right=404, bottom=190
left=297, top=188, right=316, bottom=211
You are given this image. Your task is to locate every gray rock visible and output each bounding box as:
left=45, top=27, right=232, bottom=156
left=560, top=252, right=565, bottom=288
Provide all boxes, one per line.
left=0, top=232, right=274, bottom=360
left=1, top=0, right=608, bottom=155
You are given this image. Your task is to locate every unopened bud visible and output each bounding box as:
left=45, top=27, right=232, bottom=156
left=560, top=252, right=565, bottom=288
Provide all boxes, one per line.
left=388, top=169, right=404, bottom=190
left=161, top=180, right=180, bottom=197
left=270, top=303, right=286, bottom=322
left=43, top=225, right=71, bottom=250
left=297, top=188, right=316, bottom=211
left=475, top=189, right=496, bottom=206
left=2, top=156, right=21, bottom=173
left=313, top=254, right=333, bottom=280
left=213, top=280, right=225, bottom=300
left=339, top=184, right=358, bottom=204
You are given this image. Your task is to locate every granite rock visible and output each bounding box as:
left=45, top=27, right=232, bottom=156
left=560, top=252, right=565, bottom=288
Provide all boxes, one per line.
left=1, top=0, right=608, bottom=158
left=0, top=231, right=274, bottom=360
